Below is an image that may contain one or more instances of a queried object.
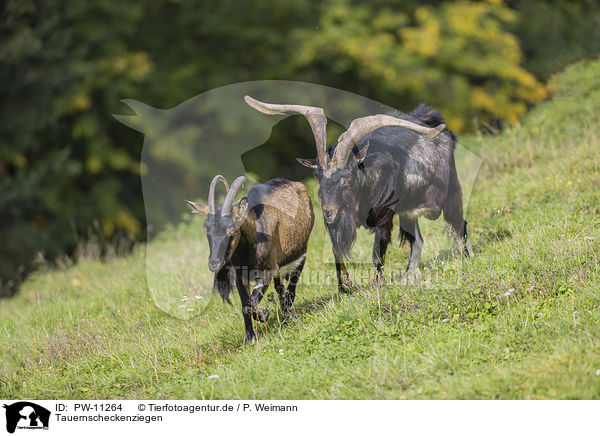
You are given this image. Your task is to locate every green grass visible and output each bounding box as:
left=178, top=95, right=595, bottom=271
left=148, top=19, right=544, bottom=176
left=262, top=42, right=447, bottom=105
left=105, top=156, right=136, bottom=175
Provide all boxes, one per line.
left=1, top=58, right=599, bottom=399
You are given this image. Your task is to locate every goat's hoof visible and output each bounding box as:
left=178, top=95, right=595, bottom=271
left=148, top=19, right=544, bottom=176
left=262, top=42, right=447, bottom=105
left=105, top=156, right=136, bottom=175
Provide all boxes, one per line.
left=243, top=332, right=256, bottom=344
left=281, top=312, right=295, bottom=325
left=251, top=308, right=270, bottom=323
left=370, top=273, right=385, bottom=289
left=401, top=269, right=422, bottom=285
left=338, top=282, right=355, bottom=294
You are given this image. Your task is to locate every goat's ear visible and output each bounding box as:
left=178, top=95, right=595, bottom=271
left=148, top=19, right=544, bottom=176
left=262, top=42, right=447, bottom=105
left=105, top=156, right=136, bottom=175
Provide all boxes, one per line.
left=354, top=141, right=369, bottom=165
left=185, top=200, right=209, bottom=216
left=296, top=157, right=319, bottom=169
left=232, top=197, right=249, bottom=225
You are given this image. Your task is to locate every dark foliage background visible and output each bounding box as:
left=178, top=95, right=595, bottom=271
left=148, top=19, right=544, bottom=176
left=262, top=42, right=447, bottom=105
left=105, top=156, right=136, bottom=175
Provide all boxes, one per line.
left=1, top=0, right=599, bottom=296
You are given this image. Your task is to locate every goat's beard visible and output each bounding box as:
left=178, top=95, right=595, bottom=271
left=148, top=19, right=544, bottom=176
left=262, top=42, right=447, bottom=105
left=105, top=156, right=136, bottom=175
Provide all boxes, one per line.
left=326, top=208, right=357, bottom=258
left=213, top=263, right=234, bottom=303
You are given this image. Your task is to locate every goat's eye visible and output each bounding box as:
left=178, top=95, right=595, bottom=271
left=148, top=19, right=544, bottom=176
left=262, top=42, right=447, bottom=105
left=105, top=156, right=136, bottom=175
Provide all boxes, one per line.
left=226, top=228, right=236, bottom=236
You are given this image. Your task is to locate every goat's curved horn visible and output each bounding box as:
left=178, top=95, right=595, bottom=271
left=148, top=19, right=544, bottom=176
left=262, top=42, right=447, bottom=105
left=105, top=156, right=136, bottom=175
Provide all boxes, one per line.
left=245, top=95, right=329, bottom=168
left=221, top=176, right=246, bottom=215
left=208, top=175, right=229, bottom=214
left=332, top=115, right=446, bottom=168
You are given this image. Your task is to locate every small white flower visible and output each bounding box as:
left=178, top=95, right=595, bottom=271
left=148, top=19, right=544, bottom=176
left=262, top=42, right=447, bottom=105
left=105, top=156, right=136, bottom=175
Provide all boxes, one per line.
left=208, top=374, right=219, bottom=379
left=179, top=304, right=185, bottom=308
left=584, top=236, right=595, bottom=240
left=278, top=349, right=284, bottom=355
left=503, top=288, right=515, bottom=297
left=504, top=348, right=510, bottom=354
left=441, top=318, right=450, bottom=323
left=187, top=308, right=195, bottom=312
left=181, top=296, right=189, bottom=301
left=194, top=295, right=203, bottom=299
left=596, top=369, right=600, bottom=376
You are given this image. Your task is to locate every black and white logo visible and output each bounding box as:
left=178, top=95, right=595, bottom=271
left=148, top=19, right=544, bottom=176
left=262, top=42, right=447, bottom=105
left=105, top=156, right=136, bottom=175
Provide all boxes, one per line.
left=2, top=402, right=50, bottom=434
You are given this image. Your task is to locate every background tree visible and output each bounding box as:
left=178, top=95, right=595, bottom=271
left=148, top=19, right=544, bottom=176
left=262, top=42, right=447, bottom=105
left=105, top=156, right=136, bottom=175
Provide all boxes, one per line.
left=1, top=0, right=598, bottom=296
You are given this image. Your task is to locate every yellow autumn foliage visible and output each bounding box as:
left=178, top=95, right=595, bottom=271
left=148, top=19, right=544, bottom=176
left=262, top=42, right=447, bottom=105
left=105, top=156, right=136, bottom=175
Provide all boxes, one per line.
left=294, top=0, right=547, bottom=131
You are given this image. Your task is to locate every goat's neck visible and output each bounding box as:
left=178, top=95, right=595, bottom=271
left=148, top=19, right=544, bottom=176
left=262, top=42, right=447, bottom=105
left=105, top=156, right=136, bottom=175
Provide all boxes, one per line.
left=357, top=168, right=398, bottom=221
left=239, top=216, right=255, bottom=245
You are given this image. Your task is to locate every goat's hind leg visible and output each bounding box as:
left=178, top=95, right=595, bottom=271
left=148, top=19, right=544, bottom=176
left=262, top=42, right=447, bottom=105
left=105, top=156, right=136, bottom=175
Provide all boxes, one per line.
left=279, top=254, right=306, bottom=322
left=273, top=276, right=285, bottom=301
left=443, top=170, right=473, bottom=257
left=399, top=217, right=424, bottom=275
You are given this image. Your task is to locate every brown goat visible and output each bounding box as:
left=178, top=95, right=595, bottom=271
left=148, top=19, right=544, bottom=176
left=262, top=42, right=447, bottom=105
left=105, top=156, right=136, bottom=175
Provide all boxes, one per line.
left=186, top=176, right=314, bottom=343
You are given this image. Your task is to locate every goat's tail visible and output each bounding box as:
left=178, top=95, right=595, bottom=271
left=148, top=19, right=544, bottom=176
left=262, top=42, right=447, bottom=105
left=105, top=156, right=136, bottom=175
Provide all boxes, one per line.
left=410, top=103, right=456, bottom=146
left=409, top=104, right=445, bottom=127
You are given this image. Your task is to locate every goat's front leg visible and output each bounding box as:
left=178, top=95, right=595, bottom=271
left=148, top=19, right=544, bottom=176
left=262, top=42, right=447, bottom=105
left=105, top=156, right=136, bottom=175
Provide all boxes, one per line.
left=235, top=272, right=255, bottom=344
left=249, top=269, right=272, bottom=323
left=248, top=234, right=274, bottom=322
left=333, top=249, right=353, bottom=293
left=372, top=210, right=394, bottom=283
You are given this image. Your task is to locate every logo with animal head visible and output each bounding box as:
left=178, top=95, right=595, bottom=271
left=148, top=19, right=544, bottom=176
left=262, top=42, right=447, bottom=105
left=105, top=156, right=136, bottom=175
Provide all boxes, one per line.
left=2, top=402, right=50, bottom=433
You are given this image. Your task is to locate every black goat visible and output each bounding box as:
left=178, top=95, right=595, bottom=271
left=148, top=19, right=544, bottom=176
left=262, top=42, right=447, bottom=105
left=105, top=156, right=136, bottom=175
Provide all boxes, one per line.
left=186, top=175, right=314, bottom=343
left=245, top=96, right=472, bottom=292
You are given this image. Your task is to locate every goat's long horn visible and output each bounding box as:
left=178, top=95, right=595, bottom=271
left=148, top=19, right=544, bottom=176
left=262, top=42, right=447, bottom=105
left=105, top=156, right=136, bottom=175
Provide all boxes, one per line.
left=208, top=175, right=229, bottom=214
left=245, top=95, right=329, bottom=168
left=221, top=176, right=246, bottom=215
left=332, top=115, right=446, bottom=168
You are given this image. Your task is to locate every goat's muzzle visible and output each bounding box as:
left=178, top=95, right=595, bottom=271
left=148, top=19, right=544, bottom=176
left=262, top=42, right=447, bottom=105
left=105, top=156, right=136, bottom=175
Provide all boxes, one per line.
left=322, top=206, right=339, bottom=224
left=208, top=259, right=225, bottom=273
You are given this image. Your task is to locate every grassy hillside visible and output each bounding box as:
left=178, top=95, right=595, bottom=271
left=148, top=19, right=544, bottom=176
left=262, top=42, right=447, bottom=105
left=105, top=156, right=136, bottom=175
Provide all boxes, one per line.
left=1, top=59, right=599, bottom=399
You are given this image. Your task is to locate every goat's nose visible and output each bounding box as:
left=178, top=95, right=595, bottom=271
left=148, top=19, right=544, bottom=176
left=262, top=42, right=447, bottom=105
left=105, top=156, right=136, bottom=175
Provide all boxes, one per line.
left=322, top=207, right=339, bottom=224
left=208, top=259, right=222, bottom=272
